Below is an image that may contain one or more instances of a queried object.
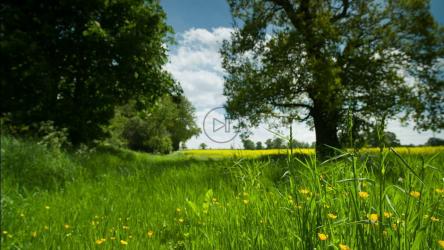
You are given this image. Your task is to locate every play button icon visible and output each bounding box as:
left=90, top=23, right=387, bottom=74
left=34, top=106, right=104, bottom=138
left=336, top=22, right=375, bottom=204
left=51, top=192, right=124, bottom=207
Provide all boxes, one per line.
left=203, top=107, right=238, bottom=143
left=213, top=117, right=230, bottom=133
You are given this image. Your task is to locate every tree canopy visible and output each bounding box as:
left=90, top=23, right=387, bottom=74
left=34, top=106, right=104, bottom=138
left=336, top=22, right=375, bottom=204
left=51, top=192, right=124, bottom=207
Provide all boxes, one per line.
left=112, top=95, right=201, bottom=153
left=1, top=0, right=175, bottom=144
left=222, top=0, right=444, bottom=158
left=242, top=138, right=256, bottom=149
left=425, top=137, right=444, bottom=146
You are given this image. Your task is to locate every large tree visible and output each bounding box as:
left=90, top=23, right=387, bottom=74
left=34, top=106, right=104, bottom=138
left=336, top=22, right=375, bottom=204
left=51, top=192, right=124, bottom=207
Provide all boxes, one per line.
left=221, top=0, right=444, bottom=158
left=1, top=0, right=175, bottom=144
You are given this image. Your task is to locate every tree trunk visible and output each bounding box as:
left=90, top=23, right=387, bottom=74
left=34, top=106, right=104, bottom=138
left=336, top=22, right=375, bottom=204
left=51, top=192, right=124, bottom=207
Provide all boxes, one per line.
left=312, top=101, right=341, bottom=160
left=172, top=140, right=180, bottom=151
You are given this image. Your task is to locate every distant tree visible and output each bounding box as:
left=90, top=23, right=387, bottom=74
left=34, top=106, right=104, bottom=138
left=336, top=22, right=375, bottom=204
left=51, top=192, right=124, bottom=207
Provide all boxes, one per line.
left=289, top=139, right=310, bottom=148
left=425, top=137, right=444, bottom=146
left=222, top=0, right=444, bottom=158
left=199, top=143, right=208, bottom=150
left=383, top=132, right=401, bottom=147
left=256, top=141, right=263, bottom=150
left=369, top=131, right=401, bottom=147
left=242, top=139, right=256, bottom=150
left=1, top=0, right=175, bottom=144
left=116, top=95, right=200, bottom=153
left=168, top=96, right=201, bottom=151
left=265, top=139, right=273, bottom=149
left=272, top=138, right=284, bottom=149
left=121, top=116, right=152, bottom=152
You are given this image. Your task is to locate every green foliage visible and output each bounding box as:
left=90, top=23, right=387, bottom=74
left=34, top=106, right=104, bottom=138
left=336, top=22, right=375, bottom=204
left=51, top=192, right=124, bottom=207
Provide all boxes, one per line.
left=121, top=116, right=153, bottom=151
left=426, top=137, right=444, bottom=146
left=289, top=139, right=311, bottom=148
left=222, top=0, right=444, bottom=158
left=339, top=126, right=402, bottom=148
left=35, top=121, right=72, bottom=151
left=369, top=131, right=401, bottom=147
left=199, top=143, right=208, bottom=149
left=113, top=95, right=200, bottom=153
left=146, top=135, right=173, bottom=155
left=242, top=138, right=256, bottom=150
left=1, top=0, right=175, bottom=144
left=268, top=137, right=284, bottom=149
left=0, top=136, right=78, bottom=191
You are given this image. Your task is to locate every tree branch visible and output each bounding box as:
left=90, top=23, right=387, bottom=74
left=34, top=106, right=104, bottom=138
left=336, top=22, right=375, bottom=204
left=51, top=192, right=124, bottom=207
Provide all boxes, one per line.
left=268, top=0, right=306, bottom=30
left=331, top=0, right=349, bottom=22
left=271, top=102, right=313, bottom=110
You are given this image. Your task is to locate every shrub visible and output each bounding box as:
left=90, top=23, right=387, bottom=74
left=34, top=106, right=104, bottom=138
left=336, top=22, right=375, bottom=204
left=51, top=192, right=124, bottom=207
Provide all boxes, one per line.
left=1, top=136, right=78, bottom=191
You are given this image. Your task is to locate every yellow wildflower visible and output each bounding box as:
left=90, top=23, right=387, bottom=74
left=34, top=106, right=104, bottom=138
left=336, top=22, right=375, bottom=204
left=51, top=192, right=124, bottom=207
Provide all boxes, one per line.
left=435, top=188, right=444, bottom=194
left=243, top=199, right=249, bottom=205
left=339, top=243, right=351, bottom=250
left=299, top=188, right=310, bottom=195
left=120, top=240, right=128, bottom=245
left=31, top=231, right=37, bottom=238
left=327, top=213, right=337, bottom=220
left=431, top=216, right=440, bottom=222
left=410, top=191, right=421, bottom=199
left=44, top=226, right=49, bottom=231
left=212, top=198, right=217, bottom=203
left=45, top=206, right=50, bottom=210
left=110, top=237, right=116, bottom=240
left=243, top=192, right=249, bottom=197
left=438, top=240, right=444, bottom=249
left=368, top=214, right=378, bottom=223
left=318, top=233, right=328, bottom=241
left=20, top=213, right=25, bottom=218
left=95, top=239, right=106, bottom=245
left=176, top=208, right=181, bottom=213
left=178, top=218, right=184, bottom=224
left=147, top=230, right=154, bottom=238
left=2, top=231, right=8, bottom=235
left=64, top=224, right=70, bottom=229
left=122, top=225, right=129, bottom=230
left=383, top=212, right=392, bottom=218
left=358, top=191, right=369, bottom=199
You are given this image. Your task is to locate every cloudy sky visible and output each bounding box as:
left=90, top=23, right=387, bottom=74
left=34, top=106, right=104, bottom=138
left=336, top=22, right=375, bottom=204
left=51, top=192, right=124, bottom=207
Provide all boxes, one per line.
left=160, top=0, right=444, bottom=149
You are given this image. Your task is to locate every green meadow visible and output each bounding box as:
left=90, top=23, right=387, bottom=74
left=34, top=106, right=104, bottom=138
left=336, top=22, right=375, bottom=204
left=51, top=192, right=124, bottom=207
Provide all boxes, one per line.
left=1, top=136, right=443, bottom=249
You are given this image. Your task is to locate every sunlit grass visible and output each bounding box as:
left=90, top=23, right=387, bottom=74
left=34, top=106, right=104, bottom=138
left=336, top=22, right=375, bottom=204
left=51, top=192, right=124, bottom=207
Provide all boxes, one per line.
left=1, top=137, right=443, bottom=249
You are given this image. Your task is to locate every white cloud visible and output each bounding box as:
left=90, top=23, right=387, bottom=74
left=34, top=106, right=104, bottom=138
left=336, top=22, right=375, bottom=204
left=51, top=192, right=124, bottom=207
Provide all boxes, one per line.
left=166, top=27, right=443, bottom=149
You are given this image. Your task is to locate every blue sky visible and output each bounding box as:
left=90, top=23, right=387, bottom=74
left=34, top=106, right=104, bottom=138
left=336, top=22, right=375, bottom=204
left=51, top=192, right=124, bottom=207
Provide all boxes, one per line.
left=160, top=0, right=444, bottom=149
left=161, top=0, right=444, bottom=32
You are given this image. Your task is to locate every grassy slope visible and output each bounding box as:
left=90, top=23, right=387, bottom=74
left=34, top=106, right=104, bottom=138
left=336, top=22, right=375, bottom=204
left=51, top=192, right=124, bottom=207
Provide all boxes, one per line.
left=1, top=137, right=444, bottom=249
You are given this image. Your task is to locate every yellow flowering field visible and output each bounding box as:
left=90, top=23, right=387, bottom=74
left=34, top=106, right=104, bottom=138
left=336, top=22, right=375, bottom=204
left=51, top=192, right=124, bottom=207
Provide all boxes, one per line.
left=182, top=146, right=444, bottom=158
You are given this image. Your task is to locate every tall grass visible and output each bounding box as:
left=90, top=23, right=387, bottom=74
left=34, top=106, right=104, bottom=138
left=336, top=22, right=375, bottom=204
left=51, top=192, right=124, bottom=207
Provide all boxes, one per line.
left=1, top=136, right=443, bottom=249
